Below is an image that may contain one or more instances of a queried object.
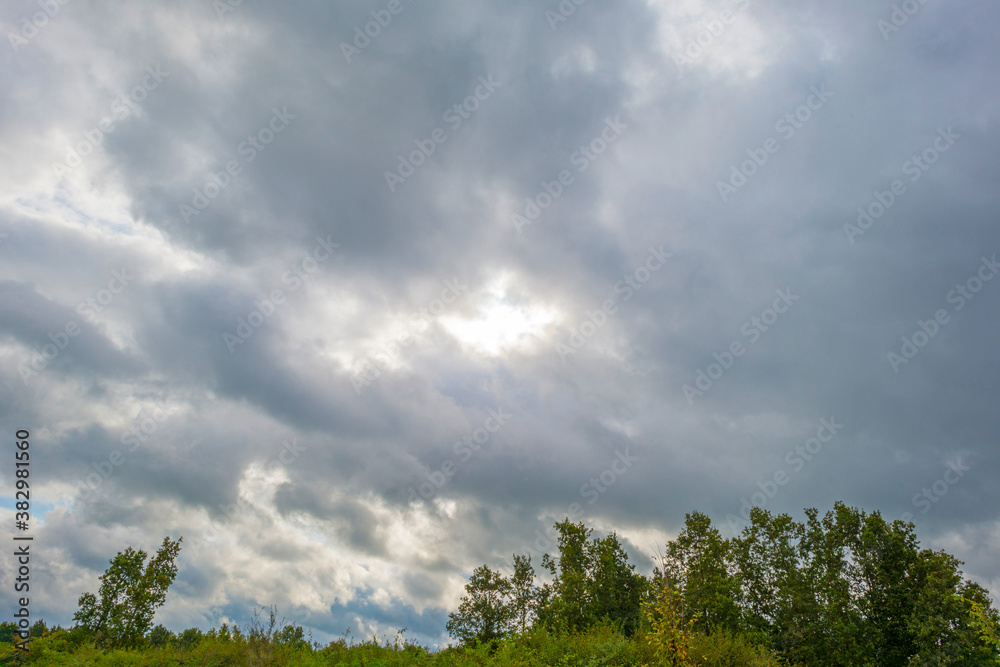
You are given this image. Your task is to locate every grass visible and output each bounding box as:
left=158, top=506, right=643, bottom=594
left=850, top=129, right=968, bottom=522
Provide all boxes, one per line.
left=1, top=623, right=791, bottom=667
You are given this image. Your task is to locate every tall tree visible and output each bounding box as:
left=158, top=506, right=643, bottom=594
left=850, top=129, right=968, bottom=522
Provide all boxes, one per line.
left=73, top=536, right=183, bottom=649
left=662, top=512, right=740, bottom=635
left=588, top=531, right=649, bottom=635
left=446, top=565, right=513, bottom=647
left=539, top=519, right=593, bottom=632
left=537, top=519, right=648, bottom=635
left=509, top=554, right=537, bottom=634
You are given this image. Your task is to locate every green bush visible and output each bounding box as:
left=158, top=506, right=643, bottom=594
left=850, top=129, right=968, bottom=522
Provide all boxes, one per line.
left=689, top=631, right=790, bottom=667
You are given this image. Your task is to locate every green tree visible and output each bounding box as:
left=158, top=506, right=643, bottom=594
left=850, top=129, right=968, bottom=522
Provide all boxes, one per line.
left=588, top=531, right=649, bottom=635
left=446, top=565, right=513, bottom=646
left=0, top=622, right=18, bottom=643
left=72, top=536, right=183, bottom=649
left=643, top=574, right=699, bottom=667
left=509, top=554, right=537, bottom=634
left=28, top=620, right=47, bottom=638
left=174, top=627, right=203, bottom=649
left=539, top=520, right=593, bottom=632
left=274, top=624, right=308, bottom=648
left=536, top=519, right=648, bottom=635
left=731, top=507, right=822, bottom=663
left=662, top=512, right=740, bottom=635
left=964, top=591, right=1000, bottom=665
left=148, top=623, right=174, bottom=647
left=907, top=556, right=997, bottom=666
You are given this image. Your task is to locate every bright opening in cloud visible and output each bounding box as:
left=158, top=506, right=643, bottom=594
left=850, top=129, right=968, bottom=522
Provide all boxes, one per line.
left=441, top=276, right=558, bottom=356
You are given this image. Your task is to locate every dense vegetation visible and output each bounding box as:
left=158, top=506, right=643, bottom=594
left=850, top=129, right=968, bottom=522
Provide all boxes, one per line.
left=3, top=503, right=999, bottom=666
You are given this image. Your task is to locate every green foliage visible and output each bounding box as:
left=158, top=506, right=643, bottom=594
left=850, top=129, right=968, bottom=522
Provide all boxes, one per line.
left=688, top=630, right=788, bottom=667
left=964, top=593, right=1000, bottom=665
left=0, top=623, right=19, bottom=644
left=721, top=503, right=1000, bottom=667
left=175, top=627, right=203, bottom=649
left=26, top=622, right=46, bottom=640
left=72, top=536, right=183, bottom=650
left=510, top=555, right=537, bottom=634
left=447, top=565, right=516, bottom=647
left=642, top=576, right=698, bottom=666
left=147, top=624, right=173, bottom=648
left=661, top=512, right=740, bottom=635
left=535, top=520, right=649, bottom=637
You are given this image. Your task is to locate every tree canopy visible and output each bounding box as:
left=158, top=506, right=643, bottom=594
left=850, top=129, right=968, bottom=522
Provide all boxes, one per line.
left=447, top=504, right=1000, bottom=666
left=73, top=536, right=183, bottom=649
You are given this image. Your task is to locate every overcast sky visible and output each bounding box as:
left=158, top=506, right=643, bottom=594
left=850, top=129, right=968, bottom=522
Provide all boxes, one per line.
left=1, top=0, right=999, bottom=648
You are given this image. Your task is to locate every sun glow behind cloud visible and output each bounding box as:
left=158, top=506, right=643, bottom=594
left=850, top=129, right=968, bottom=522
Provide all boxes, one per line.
left=440, top=276, right=559, bottom=356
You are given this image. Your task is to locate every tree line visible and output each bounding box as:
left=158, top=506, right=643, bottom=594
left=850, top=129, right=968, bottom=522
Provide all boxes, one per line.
left=5, top=502, right=999, bottom=666
left=447, top=502, right=1000, bottom=666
